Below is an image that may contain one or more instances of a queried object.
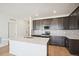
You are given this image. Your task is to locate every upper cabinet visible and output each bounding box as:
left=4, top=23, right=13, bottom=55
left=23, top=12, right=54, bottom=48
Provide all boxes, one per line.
left=50, top=18, right=62, bottom=30
left=63, top=17, right=70, bottom=30
left=33, top=7, right=79, bottom=30
left=68, top=16, right=79, bottom=30
left=69, top=6, right=79, bottom=30
left=33, top=17, right=69, bottom=30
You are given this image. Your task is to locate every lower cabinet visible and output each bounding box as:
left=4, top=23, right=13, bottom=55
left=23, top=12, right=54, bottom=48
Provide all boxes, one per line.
left=49, top=36, right=66, bottom=47
left=68, top=39, right=79, bottom=55
left=65, top=38, right=69, bottom=48
left=49, top=36, right=79, bottom=55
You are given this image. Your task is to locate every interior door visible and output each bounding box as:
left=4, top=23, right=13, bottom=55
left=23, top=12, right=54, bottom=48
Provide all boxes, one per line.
left=8, top=21, right=16, bottom=39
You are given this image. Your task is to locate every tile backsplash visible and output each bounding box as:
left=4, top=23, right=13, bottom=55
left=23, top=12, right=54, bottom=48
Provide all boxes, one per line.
left=33, top=30, right=79, bottom=39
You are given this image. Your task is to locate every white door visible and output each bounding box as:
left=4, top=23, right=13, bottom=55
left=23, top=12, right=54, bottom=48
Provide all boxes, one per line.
left=8, top=21, right=16, bottom=39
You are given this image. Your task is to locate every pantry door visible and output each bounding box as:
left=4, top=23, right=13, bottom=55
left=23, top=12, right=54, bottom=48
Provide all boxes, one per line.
left=8, top=21, right=17, bottom=39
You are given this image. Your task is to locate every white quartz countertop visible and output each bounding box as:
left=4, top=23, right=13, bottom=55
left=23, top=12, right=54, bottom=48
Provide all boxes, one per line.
left=10, top=37, right=49, bottom=45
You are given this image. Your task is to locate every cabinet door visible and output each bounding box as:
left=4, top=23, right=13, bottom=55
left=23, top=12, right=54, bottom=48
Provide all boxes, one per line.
left=65, top=38, right=69, bottom=48
left=69, top=16, right=78, bottom=30
left=69, top=7, right=79, bottom=30
left=57, top=17, right=70, bottom=30
left=57, top=18, right=64, bottom=30
left=69, top=39, right=79, bottom=55
left=63, top=17, right=69, bottom=30
left=49, top=36, right=65, bottom=46
left=50, top=19, right=59, bottom=30
left=76, top=16, right=79, bottom=29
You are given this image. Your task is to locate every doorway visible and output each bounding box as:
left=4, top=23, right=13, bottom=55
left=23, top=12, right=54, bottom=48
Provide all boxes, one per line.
left=8, top=21, right=17, bottom=39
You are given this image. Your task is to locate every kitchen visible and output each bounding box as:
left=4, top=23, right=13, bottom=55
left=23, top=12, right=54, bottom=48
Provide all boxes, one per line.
left=32, top=6, right=79, bottom=55
left=9, top=6, right=79, bottom=56
left=0, top=3, right=79, bottom=56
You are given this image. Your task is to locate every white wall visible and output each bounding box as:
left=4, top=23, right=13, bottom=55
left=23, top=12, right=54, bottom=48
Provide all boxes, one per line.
left=0, top=14, right=29, bottom=39
left=0, top=14, right=9, bottom=38
left=16, top=20, right=26, bottom=38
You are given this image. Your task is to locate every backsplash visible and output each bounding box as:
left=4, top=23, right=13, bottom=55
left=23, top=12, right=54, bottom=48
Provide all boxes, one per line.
left=32, top=30, right=79, bottom=39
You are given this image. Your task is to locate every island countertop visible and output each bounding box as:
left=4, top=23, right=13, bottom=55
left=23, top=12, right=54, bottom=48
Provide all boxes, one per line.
left=9, top=37, right=49, bottom=56
left=10, top=37, right=49, bottom=45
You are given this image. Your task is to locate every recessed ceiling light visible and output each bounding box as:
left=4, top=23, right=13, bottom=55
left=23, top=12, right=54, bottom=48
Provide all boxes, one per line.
left=53, top=10, right=56, bottom=14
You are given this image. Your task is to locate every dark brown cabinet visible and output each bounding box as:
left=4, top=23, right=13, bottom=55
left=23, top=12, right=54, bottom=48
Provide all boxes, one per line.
left=49, top=36, right=66, bottom=47
left=68, top=39, right=79, bottom=55
left=69, top=6, right=79, bottom=30
left=55, top=17, right=69, bottom=30
left=62, top=38, right=79, bottom=55
left=62, top=16, right=79, bottom=30
left=65, top=37, right=69, bottom=48
left=57, top=17, right=64, bottom=30
left=49, top=36, right=79, bottom=55
left=69, top=16, right=79, bottom=29
left=56, top=6, right=79, bottom=30
left=63, top=17, right=70, bottom=30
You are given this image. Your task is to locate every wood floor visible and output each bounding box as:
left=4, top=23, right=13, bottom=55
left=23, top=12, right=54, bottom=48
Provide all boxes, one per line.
left=0, top=45, right=13, bottom=56
left=0, top=45, right=71, bottom=56
left=48, top=45, right=71, bottom=56
left=0, top=45, right=9, bottom=56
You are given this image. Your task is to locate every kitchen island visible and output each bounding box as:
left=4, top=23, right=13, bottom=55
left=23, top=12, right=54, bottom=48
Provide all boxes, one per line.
left=9, top=37, right=49, bottom=56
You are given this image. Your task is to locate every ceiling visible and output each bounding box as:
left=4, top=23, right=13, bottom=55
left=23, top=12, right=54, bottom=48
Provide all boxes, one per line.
left=0, top=3, right=79, bottom=20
